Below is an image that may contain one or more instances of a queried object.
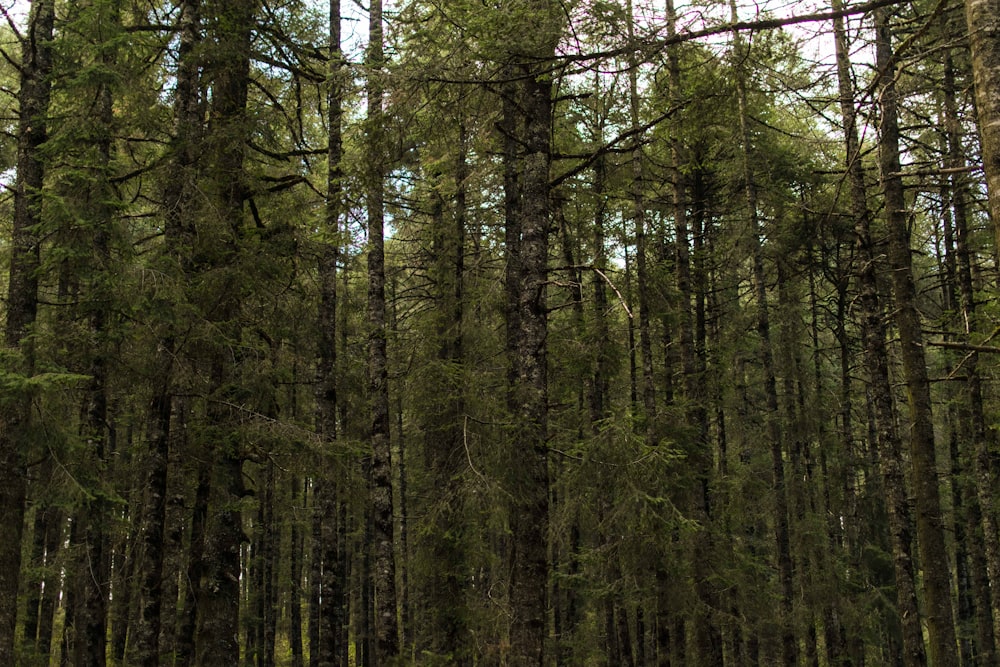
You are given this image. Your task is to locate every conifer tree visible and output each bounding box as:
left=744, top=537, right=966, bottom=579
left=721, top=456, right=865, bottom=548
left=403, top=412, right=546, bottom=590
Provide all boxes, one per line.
left=0, top=3, right=55, bottom=661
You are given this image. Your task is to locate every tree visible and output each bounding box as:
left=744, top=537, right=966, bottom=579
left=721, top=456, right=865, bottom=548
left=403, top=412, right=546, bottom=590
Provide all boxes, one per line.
left=364, top=0, right=400, bottom=661
left=0, top=2, right=55, bottom=661
left=132, top=1, right=203, bottom=660
left=314, top=0, right=348, bottom=663
left=875, top=7, right=958, bottom=663
left=830, top=2, right=927, bottom=660
left=503, top=2, right=562, bottom=662
left=965, top=0, right=1000, bottom=248
left=191, top=1, right=256, bottom=664
left=3, top=0, right=1000, bottom=663
left=728, top=1, right=796, bottom=660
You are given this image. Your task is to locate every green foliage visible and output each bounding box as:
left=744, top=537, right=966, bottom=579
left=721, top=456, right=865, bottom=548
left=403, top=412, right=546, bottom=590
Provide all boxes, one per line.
left=0, top=351, right=89, bottom=403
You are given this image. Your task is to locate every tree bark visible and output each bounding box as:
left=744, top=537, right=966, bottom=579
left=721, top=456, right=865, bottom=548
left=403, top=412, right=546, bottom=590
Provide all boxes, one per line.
left=665, top=2, right=721, bottom=661
left=831, top=2, right=926, bottom=661
left=365, top=0, right=399, bottom=661
left=874, top=9, right=958, bottom=665
left=0, top=3, right=55, bottom=661
left=506, top=5, right=557, bottom=660
left=135, top=2, right=201, bottom=664
left=626, top=0, right=657, bottom=446
left=315, top=0, right=348, bottom=662
left=728, top=2, right=796, bottom=661
left=945, top=17, right=1000, bottom=655
left=192, top=3, right=255, bottom=664
left=73, top=6, right=124, bottom=663
left=289, top=478, right=305, bottom=667
left=965, top=0, right=1000, bottom=249
left=420, top=128, right=469, bottom=659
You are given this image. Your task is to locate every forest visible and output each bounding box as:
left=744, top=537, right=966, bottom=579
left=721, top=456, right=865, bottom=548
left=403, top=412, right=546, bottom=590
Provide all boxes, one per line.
left=2, top=0, right=1000, bottom=664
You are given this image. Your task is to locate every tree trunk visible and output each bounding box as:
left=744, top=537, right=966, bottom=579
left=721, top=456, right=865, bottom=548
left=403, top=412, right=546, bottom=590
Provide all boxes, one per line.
left=314, top=0, right=348, bottom=662
left=134, top=1, right=202, bottom=664
left=831, top=3, right=926, bottom=662
left=364, top=0, right=399, bottom=661
left=191, top=1, right=254, bottom=662
left=0, top=3, right=55, bottom=661
left=965, top=0, right=1000, bottom=249
left=728, top=2, right=796, bottom=661
left=626, top=0, right=657, bottom=447
left=506, top=6, right=556, bottom=660
left=175, top=466, right=209, bottom=667
left=665, top=2, right=721, bottom=661
left=289, top=478, right=305, bottom=667
left=944, top=18, right=1000, bottom=656
left=420, top=127, right=469, bottom=659
left=874, top=10, right=958, bottom=665
left=308, top=483, right=322, bottom=667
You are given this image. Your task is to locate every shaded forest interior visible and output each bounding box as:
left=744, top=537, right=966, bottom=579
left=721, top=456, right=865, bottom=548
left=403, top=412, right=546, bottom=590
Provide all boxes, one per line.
left=4, top=0, right=1000, bottom=664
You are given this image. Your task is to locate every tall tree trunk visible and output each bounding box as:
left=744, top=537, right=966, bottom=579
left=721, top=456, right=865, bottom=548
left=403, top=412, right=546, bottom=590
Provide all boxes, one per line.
left=22, top=459, right=56, bottom=656
left=506, top=5, right=556, bottom=660
left=193, top=4, right=254, bottom=663
left=874, top=10, right=958, bottom=664
left=110, top=506, right=135, bottom=664
left=420, top=128, right=469, bottom=659
left=965, top=0, right=1000, bottom=249
left=289, top=478, right=305, bottom=667
left=74, top=5, right=125, bottom=661
left=626, top=0, right=657, bottom=446
left=38, top=505, right=63, bottom=659
left=0, top=3, right=55, bottom=661
left=665, top=1, right=720, bottom=661
left=365, top=0, right=399, bottom=660
left=392, top=364, right=410, bottom=660
left=728, top=2, right=795, bottom=661
left=308, top=483, right=322, bottom=667
left=831, top=3, right=926, bottom=661
left=259, top=463, right=277, bottom=667
left=944, top=18, right=1000, bottom=655
left=176, top=466, right=209, bottom=667
left=135, top=1, right=201, bottom=663
left=315, top=0, right=348, bottom=662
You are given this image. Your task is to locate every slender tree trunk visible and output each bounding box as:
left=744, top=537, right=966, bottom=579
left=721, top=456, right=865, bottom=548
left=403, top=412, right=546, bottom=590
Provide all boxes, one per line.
left=364, top=0, right=399, bottom=660
left=807, top=244, right=849, bottom=667
left=665, top=2, right=720, bottom=661
left=308, top=483, right=322, bottom=667
left=506, top=7, right=556, bottom=659
left=289, top=478, right=305, bottom=667
left=944, top=21, right=1000, bottom=655
left=135, top=394, right=173, bottom=667
left=110, top=519, right=134, bottom=664
left=0, top=3, right=55, bottom=661
left=192, top=1, right=254, bottom=663
left=175, top=466, right=209, bottom=667
left=392, top=365, right=410, bottom=659
left=135, top=1, right=201, bottom=663
left=831, top=3, right=926, bottom=662
left=23, top=459, right=59, bottom=657
left=316, top=478, right=346, bottom=667
left=728, top=3, right=795, bottom=661
left=358, top=485, right=374, bottom=667
left=965, top=0, right=1000, bottom=248
left=62, top=518, right=82, bottom=667
left=73, top=6, right=126, bottom=661
left=24, top=494, right=63, bottom=661
left=259, top=464, right=277, bottom=667
left=315, top=0, right=348, bottom=662
left=874, top=10, right=958, bottom=665
left=38, top=506, right=63, bottom=659
left=420, top=128, right=469, bottom=659
left=626, top=0, right=657, bottom=446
